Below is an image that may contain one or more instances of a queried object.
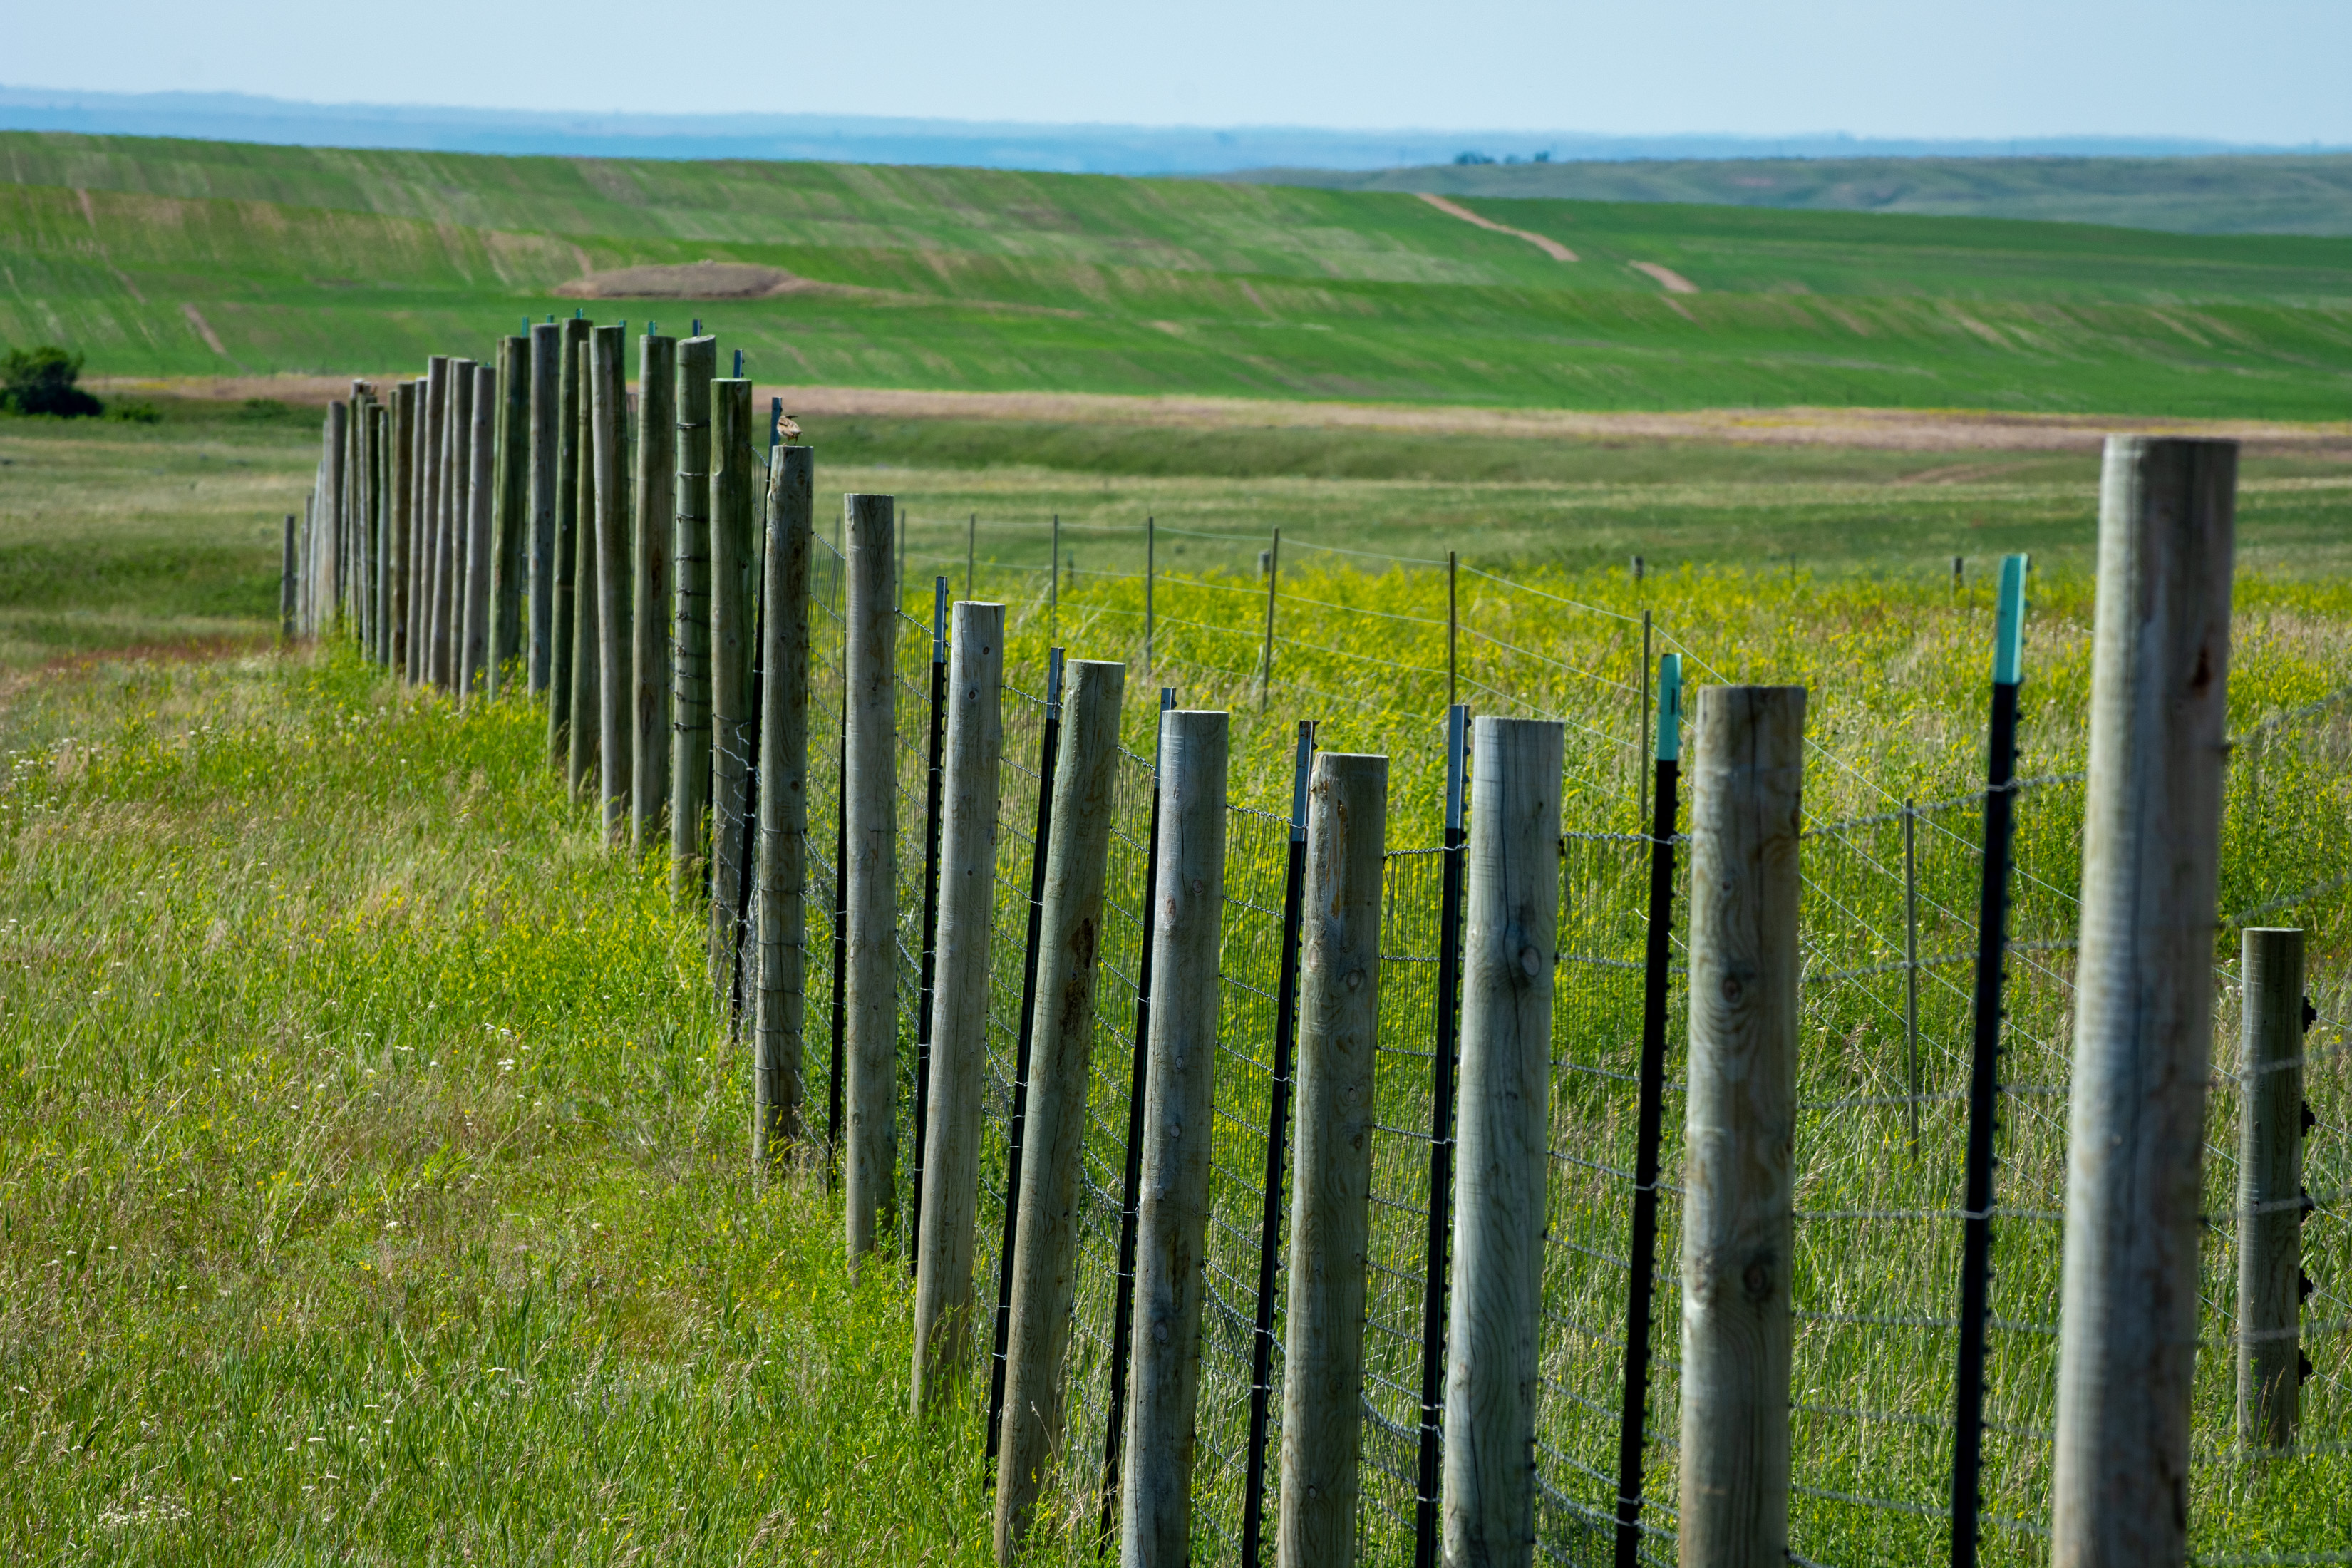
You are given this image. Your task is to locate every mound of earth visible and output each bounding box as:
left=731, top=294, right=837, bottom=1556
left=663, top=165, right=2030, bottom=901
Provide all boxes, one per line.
left=554, top=262, right=829, bottom=301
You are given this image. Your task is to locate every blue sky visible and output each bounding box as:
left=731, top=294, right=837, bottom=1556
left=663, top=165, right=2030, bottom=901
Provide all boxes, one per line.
left=9, top=0, right=2350, bottom=144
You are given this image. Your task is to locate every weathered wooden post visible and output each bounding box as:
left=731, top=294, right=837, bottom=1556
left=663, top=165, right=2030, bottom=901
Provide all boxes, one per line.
left=753, top=444, right=814, bottom=1164
left=995, top=656, right=1127, bottom=1564
left=1279, top=750, right=1389, bottom=1568
left=842, top=490, right=899, bottom=1257
left=490, top=333, right=529, bottom=695
left=450, top=365, right=480, bottom=684
left=322, top=400, right=347, bottom=632
left=280, top=514, right=296, bottom=644
left=423, top=371, right=448, bottom=678
left=1443, top=716, right=1563, bottom=1568
left=2238, top=926, right=2309, bottom=1451
left=1119, top=706, right=1229, bottom=1567
left=589, top=325, right=634, bottom=836
left=910, top=598, right=1009, bottom=1413
left=708, top=379, right=760, bottom=982
left=388, top=383, right=413, bottom=674
left=548, top=321, right=587, bottom=754
left=432, top=361, right=471, bottom=688
left=2053, top=436, right=2234, bottom=1568
left=671, top=334, right=718, bottom=901
left=632, top=331, right=678, bottom=850
left=567, top=337, right=601, bottom=798
left=370, top=401, right=392, bottom=664
left=415, top=363, right=448, bottom=682
left=527, top=322, right=562, bottom=694
left=460, top=362, right=496, bottom=696
left=443, top=361, right=476, bottom=687
left=1678, top=685, right=1806, bottom=1568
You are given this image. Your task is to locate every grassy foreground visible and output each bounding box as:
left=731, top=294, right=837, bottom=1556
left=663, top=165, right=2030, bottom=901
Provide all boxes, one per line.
left=0, top=649, right=996, bottom=1565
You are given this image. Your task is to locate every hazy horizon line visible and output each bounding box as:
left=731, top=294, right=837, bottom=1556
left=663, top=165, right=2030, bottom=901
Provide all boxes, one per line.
left=8, top=83, right=2348, bottom=176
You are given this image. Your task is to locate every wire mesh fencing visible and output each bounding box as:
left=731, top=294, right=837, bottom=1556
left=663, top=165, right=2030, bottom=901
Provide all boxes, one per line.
left=1536, top=828, right=1662, bottom=1564
left=434, top=478, right=2352, bottom=1568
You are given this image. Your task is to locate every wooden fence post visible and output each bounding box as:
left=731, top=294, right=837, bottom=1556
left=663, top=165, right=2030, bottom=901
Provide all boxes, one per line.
left=430, top=363, right=465, bottom=687
left=388, top=383, right=413, bottom=675
left=280, top=514, right=296, bottom=644
left=589, top=325, right=634, bottom=836
left=567, top=337, right=601, bottom=798
left=842, top=490, right=899, bottom=1256
left=527, top=323, right=562, bottom=694
left=753, top=445, right=815, bottom=1163
left=633, top=331, right=679, bottom=850
left=2238, top=926, right=2309, bottom=1450
left=323, top=400, right=347, bottom=634
left=549, top=324, right=586, bottom=753
left=671, top=334, right=718, bottom=901
left=346, top=383, right=366, bottom=637
left=442, top=361, right=475, bottom=688
left=994, top=656, right=1126, bottom=1564
left=1279, top=750, right=1389, bottom=1568
left=1443, top=716, right=1564, bottom=1568
left=416, top=363, right=447, bottom=681
left=1678, top=684, right=1805, bottom=1568
left=426, top=372, right=451, bottom=679
left=461, top=362, right=496, bottom=697
left=369, top=400, right=391, bottom=664
left=1119, top=706, right=1229, bottom=1568
left=910, top=598, right=1009, bottom=1413
left=708, top=379, right=760, bottom=984
left=490, top=334, right=529, bottom=696
left=2052, top=436, right=2235, bottom=1568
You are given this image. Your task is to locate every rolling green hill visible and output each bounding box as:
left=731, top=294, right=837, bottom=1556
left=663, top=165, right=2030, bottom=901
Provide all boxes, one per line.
left=1235, top=153, right=2352, bottom=237
left=4, top=131, right=2352, bottom=418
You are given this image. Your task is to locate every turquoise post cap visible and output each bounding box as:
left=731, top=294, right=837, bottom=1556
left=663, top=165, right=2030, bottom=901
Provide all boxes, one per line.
left=1994, top=554, right=2029, bottom=686
left=1656, top=654, right=1683, bottom=763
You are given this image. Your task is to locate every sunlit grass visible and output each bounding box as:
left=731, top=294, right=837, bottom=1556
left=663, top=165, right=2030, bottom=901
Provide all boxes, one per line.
left=0, top=649, right=997, bottom=1565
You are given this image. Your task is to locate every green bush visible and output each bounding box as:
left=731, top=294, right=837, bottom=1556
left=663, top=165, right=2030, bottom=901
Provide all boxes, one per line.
left=1, top=344, right=104, bottom=418
left=107, top=398, right=162, bottom=425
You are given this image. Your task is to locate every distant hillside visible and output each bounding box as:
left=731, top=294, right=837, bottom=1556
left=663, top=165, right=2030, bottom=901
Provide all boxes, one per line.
left=1232, top=153, right=2352, bottom=237
left=4, top=131, right=2351, bottom=420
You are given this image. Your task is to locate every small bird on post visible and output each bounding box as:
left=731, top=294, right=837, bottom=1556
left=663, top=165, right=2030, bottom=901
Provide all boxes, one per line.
left=775, top=411, right=803, bottom=445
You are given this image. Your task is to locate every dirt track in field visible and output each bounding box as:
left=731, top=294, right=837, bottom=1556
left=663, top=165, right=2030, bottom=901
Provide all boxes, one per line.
left=93, top=375, right=2352, bottom=457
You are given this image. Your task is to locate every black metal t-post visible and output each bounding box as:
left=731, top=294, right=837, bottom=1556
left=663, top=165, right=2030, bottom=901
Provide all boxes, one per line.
left=1415, top=703, right=1471, bottom=1568
left=1953, top=554, right=2028, bottom=1568
left=1240, top=720, right=1315, bottom=1568
left=1614, top=658, right=1682, bottom=1568
left=909, top=578, right=949, bottom=1273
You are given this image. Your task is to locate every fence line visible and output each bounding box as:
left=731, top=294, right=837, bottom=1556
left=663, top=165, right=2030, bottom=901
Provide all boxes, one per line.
left=289, top=349, right=2352, bottom=1567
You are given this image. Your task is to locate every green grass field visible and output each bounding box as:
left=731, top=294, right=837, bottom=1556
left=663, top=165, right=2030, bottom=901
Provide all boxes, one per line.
left=1242, top=150, right=2352, bottom=237
left=5, top=398, right=2351, bottom=678
left=5, top=545, right=2347, bottom=1565
left=4, top=135, right=2351, bottom=1558
left=5, top=131, right=2352, bottom=417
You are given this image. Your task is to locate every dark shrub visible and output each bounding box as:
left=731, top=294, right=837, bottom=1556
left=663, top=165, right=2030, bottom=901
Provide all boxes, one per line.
left=2, top=346, right=105, bottom=418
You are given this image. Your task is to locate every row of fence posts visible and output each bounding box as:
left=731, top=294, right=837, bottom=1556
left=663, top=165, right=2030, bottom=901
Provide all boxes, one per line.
left=286, top=392, right=2316, bottom=1566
